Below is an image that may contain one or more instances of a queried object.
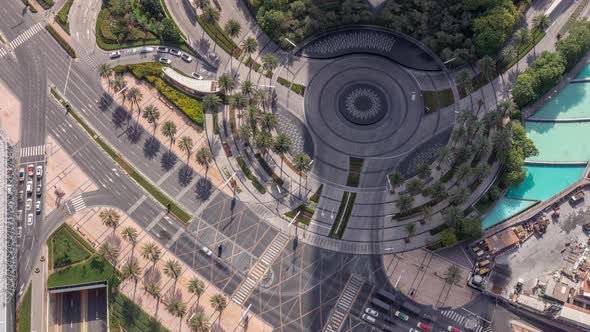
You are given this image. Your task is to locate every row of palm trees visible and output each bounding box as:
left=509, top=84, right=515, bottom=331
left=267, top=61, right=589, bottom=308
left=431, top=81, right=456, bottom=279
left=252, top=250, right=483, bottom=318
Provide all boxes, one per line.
left=96, top=208, right=227, bottom=331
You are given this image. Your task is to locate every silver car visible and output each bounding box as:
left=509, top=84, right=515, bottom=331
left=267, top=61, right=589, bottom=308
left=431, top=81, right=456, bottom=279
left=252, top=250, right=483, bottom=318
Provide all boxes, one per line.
left=26, top=198, right=32, bottom=211
left=27, top=213, right=33, bottom=226
left=169, top=49, right=182, bottom=57
left=35, top=200, right=41, bottom=214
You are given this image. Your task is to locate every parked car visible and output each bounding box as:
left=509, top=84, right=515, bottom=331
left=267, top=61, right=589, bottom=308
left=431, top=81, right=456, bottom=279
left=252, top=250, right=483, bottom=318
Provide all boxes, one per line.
left=570, top=191, right=585, bottom=204
left=159, top=57, right=172, bottom=64
left=201, top=246, right=212, bottom=257
left=157, top=46, right=169, bottom=53
left=16, top=210, right=22, bottom=222
left=394, top=311, right=409, bottom=321
left=27, top=164, right=34, bottom=176
left=417, top=322, right=431, bottom=331
left=191, top=72, right=203, bottom=80
left=18, top=190, right=23, bottom=202
left=110, top=51, right=121, bottom=58
left=26, top=198, right=32, bottom=211
left=140, top=47, right=154, bottom=53
left=18, top=168, right=24, bottom=181
left=361, top=314, right=375, bottom=324
left=36, top=165, right=43, bottom=178
left=35, top=200, right=41, bottom=214
left=17, top=227, right=22, bottom=238
left=26, top=181, right=32, bottom=194
left=27, top=213, right=33, bottom=226
left=36, top=183, right=42, bottom=196
left=181, top=53, right=192, bottom=62
left=364, top=307, right=378, bottom=318
left=448, top=326, right=461, bottom=332
left=169, top=49, right=182, bottom=56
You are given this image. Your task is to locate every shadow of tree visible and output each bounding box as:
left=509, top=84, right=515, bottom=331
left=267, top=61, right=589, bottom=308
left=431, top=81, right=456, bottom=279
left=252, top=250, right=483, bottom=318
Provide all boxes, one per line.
left=112, top=106, right=129, bottom=129
left=195, top=177, right=212, bottom=201
left=160, top=150, right=177, bottom=171
left=143, top=137, right=161, bottom=159
left=177, top=165, right=194, bottom=187
left=127, top=125, right=144, bottom=144
left=98, top=92, right=114, bottom=112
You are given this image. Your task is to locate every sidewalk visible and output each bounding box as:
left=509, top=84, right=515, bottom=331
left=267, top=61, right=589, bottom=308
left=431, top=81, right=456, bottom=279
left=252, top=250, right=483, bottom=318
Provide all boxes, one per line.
left=30, top=245, right=48, bottom=332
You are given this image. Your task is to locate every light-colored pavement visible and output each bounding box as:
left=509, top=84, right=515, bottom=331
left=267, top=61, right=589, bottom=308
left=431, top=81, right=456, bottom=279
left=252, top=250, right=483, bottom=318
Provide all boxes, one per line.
left=30, top=244, right=48, bottom=332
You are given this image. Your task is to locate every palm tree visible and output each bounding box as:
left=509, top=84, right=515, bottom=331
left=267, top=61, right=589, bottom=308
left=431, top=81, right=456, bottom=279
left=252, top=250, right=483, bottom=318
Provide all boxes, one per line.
left=99, top=208, right=120, bottom=233
left=142, top=104, right=160, bottom=134
left=161, top=120, right=177, bottom=150
left=445, top=265, right=462, bottom=285
left=497, top=99, right=517, bottom=118
left=482, top=110, right=501, bottom=132
left=260, top=112, right=276, bottom=132
left=493, top=127, right=512, bottom=161
left=255, top=131, right=273, bottom=157
left=255, top=88, right=272, bottom=112
left=451, top=186, right=470, bottom=205
left=431, top=181, right=448, bottom=202
left=421, top=205, right=433, bottom=225
left=501, top=46, right=518, bottom=70
left=112, top=74, right=126, bottom=95
left=167, top=296, right=187, bottom=332
left=143, top=281, right=162, bottom=317
left=98, top=237, right=120, bottom=267
left=126, top=87, right=143, bottom=112
left=241, top=80, right=254, bottom=101
left=513, top=28, right=531, bottom=51
left=217, top=72, right=235, bottom=95
left=195, top=146, right=213, bottom=179
left=404, top=222, right=416, bottom=241
left=478, top=55, right=496, bottom=82
left=272, top=133, right=291, bottom=179
left=405, top=178, right=423, bottom=195
left=224, top=18, right=241, bottom=63
left=237, top=124, right=252, bottom=145
left=187, top=277, right=205, bottom=304
left=98, top=63, right=113, bottom=88
left=229, top=93, right=247, bottom=125
left=209, top=294, right=228, bottom=322
left=178, top=136, right=194, bottom=164
left=532, top=14, right=550, bottom=35
left=187, top=310, right=209, bottom=332
left=456, top=69, right=472, bottom=96
left=388, top=170, right=405, bottom=193
left=121, top=226, right=138, bottom=259
left=163, top=259, right=183, bottom=290
left=241, top=37, right=258, bottom=77
left=397, top=194, right=414, bottom=214
left=194, top=0, right=208, bottom=11
left=293, top=153, right=311, bottom=197
left=455, top=163, right=472, bottom=183
left=261, top=52, right=279, bottom=85
left=415, top=163, right=431, bottom=180
left=474, top=162, right=491, bottom=179
left=122, top=256, right=141, bottom=299
left=436, top=146, right=452, bottom=169
left=201, top=6, right=220, bottom=41
left=202, top=94, right=222, bottom=113
left=140, top=241, right=162, bottom=269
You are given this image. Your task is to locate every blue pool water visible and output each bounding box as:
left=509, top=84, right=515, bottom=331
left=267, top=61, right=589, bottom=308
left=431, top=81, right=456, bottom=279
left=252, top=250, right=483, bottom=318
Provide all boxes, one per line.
left=526, top=121, right=590, bottom=162
left=529, top=83, right=590, bottom=119
left=577, top=63, right=590, bottom=79
left=482, top=198, right=537, bottom=229
left=506, top=164, right=585, bottom=200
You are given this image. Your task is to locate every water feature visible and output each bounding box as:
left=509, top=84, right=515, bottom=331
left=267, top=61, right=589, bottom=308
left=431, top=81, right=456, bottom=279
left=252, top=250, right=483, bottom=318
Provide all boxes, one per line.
left=529, top=83, right=590, bottom=119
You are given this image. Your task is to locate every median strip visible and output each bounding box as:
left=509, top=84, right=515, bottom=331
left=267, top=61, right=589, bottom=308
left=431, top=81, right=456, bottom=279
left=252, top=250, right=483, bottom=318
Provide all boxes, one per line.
left=50, top=87, right=192, bottom=224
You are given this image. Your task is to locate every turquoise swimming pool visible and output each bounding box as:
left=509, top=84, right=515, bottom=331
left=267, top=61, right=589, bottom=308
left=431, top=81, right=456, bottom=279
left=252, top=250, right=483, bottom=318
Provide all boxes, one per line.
left=529, top=83, right=590, bottom=119
left=482, top=164, right=585, bottom=228
left=577, top=63, right=590, bottom=79
left=526, top=121, right=590, bottom=162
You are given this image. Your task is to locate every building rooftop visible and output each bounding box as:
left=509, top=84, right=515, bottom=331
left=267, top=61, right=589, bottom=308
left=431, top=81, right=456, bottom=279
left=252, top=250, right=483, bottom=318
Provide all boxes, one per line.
left=561, top=303, right=590, bottom=329
left=162, top=68, right=219, bottom=94
left=484, top=228, right=520, bottom=255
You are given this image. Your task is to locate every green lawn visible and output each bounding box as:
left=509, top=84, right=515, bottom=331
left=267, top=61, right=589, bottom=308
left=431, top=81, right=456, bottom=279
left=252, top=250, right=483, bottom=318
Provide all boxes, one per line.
left=110, top=293, right=169, bottom=332
left=329, top=192, right=357, bottom=239
left=423, top=89, right=454, bottom=113
left=285, top=203, right=315, bottom=226
left=346, top=157, right=364, bottom=187
left=48, top=225, right=92, bottom=269
left=55, top=0, right=74, bottom=34
left=17, top=285, right=32, bottom=332
left=47, top=256, right=115, bottom=288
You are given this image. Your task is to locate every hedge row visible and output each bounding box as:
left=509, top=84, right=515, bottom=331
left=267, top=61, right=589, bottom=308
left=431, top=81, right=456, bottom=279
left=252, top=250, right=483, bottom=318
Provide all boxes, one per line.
left=277, top=76, right=305, bottom=96
left=55, top=0, right=74, bottom=34
left=21, top=0, right=38, bottom=13
left=46, top=24, right=77, bottom=58
left=36, top=0, right=53, bottom=9
left=254, top=153, right=283, bottom=186
left=236, top=156, right=266, bottom=194
left=195, top=14, right=242, bottom=58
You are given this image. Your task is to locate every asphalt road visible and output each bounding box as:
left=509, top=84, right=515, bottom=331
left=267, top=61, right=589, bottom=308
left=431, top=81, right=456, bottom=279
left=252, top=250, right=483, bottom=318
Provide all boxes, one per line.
left=86, top=287, right=108, bottom=332
left=61, top=291, right=82, bottom=332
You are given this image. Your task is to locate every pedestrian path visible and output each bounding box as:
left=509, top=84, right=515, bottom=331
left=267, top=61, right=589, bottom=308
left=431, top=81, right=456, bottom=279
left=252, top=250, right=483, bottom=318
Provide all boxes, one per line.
left=20, top=145, right=45, bottom=158
left=78, top=50, right=99, bottom=73
left=65, top=195, right=86, bottom=215
left=8, top=23, right=44, bottom=50
left=0, top=47, right=8, bottom=59
left=440, top=309, right=485, bottom=332
left=324, top=274, right=364, bottom=332
left=232, top=232, right=289, bottom=305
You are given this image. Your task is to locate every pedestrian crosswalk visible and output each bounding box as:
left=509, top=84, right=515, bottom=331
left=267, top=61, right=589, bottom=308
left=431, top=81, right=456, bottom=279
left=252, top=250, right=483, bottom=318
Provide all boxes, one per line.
left=79, top=50, right=98, bottom=72
left=0, top=47, right=8, bottom=59
left=20, top=145, right=45, bottom=158
left=65, top=196, right=86, bottom=215
left=440, top=310, right=485, bottom=332
left=232, top=232, right=289, bottom=305
left=324, top=274, right=364, bottom=332
left=9, top=23, right=44, bottom=50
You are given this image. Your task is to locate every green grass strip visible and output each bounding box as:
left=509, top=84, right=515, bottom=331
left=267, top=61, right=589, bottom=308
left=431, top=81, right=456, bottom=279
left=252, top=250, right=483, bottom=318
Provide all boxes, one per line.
left=110, top=293, right=170, bottom=332
left=50, top=87, right=192, bottom=224
left=195, top=14, right=242, bottom=58
left=277, top=76, right=305, bottom=96
left=55, top=0, right=74, bottom=34
left=48, top=224, right=93, bottom=269
left=47, top=256, right=114, bottom=288
left=17, top=285, right=32, bottom=332
left=45, top=24, right=76, bottom=58
left=236, top=156, right=266, bottom=194
left=329, top=192, right=356, bottom=239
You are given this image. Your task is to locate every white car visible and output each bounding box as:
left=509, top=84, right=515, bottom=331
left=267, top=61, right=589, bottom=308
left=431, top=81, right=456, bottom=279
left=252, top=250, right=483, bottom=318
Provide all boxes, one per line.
left=169, top=49, right=182, bottom=57
left=110, top=51, right=121, bottom=59
left=365, top=308, right=378, bottom=318
left=26, top=181, right=32, bottom=194
left=157, top=46, right=169, bottom=53
left=36, top=165, right=43, bottom=178
left=159, top=57, right=171, bottom=64
left=140, top=47, right=154, bottom=53
left=201, top=246, right=212, bottom=257
left=35, top=200, right=41, bottom=214
left=27, top=213, right=33, bottom=226
left=361, top=314, right=376, bottom=324
left=181, top=53, right=192, bottom=62
left=191, top=72, right=203, bottom=80
left=36, top=183, right=42, bottom=196
left=16, top=210, right=22, bottom=222
left=26, top=198, right=32, bottom=211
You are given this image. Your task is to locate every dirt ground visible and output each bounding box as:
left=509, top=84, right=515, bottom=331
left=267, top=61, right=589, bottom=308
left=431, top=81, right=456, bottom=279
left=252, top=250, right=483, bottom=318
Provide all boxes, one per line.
left=383, top=249, right=478, bottom=309
left=0, top=79, right=21, bottom=144
left=44, top=135, right=97, bottom=215
left=68, top=207, right=272, bottom=331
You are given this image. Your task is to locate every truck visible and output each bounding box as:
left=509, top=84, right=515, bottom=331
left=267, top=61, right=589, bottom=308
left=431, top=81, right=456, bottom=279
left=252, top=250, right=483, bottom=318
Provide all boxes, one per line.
left=570, top=191, right=584, bottom=204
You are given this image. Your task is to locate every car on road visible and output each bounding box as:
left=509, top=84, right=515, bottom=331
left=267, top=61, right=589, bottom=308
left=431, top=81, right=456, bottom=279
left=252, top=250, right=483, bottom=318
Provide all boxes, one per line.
left=169, top=49, right=182, bottom=57
left=417, top=322, right=431, bottom=331
left=448, top=326, right=461, bottom=332
left=191, top=72, right=203, bottom=80
left=26, top=181, right=32, bottom=194
left=16, top=210, right=22, bottom=222
left=26, top=198, right=32, bottom=211
left=36, top=165, right=43, bottom=178
left=27, top=213, right=33, bottom=226
left=18, top=190, right=23, bottom=202
left=157, top=46, right=169, bottom=53
left=201, top=246, right=212, bottom=257
left=181, top=53, right=192, bottom=62
left=364, top=308, right=378, bottom=318
left=110, top=51, right=121, bottom=59
left=27, top=164, right=34, bottom=176
left=36, top=183, right=42, bottom=196
left=17, top=227, right=21, bottom=238
left=18, top=168, right=24, bottom=181
left=35, top=200, right=41, bottom=214
left=159, top=57, right=172, bottom=64
left=361, top=313, right=376, bottom=324
left=140, top=46, right=154, bottom=53
left=394, top=311, right=409, bottom=321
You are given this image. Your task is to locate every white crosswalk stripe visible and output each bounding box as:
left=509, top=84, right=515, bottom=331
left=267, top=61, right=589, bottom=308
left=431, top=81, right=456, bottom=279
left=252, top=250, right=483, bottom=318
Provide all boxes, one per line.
left=19, top=145, right=46, bottom=158
left=80, top=51, right=99, bottom=72
left=66, top=196, right=86, bottom=215
left=475, top=326, right=483, bottom=332
left=0, top=48, right=6, bottom=58
left=324, top=274, right=364, bottom=332
left=8, top=23, right=43, bottom=50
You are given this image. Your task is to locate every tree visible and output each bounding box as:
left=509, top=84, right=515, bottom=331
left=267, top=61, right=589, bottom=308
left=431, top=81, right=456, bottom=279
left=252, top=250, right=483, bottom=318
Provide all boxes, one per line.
left=202, top=94, right=222, bottom=113
left=201, top=6, right=220, bottom=40
left=178, top=136, right=194, bottom=164
left=98, top=236, right=120, bottom=267
left=445, top=206, right=464, bottom=230
left=237, top=125, right=252, bottom=145
left=163, top=259, right=182, bottom=290
left=261, top=52, right=279, bottom=85
left=440, top=228, right=457, bottom=247
left=436, top=146, right=452, bottom=168
left=511, top=73, right=537, bottom=108
left=143, top=281, right=162, bottom=316
left=126, top=87, right=143, bottom=113
left=142, top=104, right=160, bottom=134
left=293, top=153, right=312, bottom=197
left=241, top=80, right=255, bottom=100
left=230, top=93, right=247, bottom=125
left=112, top=74, right=126, bottom=95
left=242, top=37, right=258, bottom=76
left=194, top=0, right=208, bottom=11
left=224, top=18, right=241, bottom=62
left=397, top=194, right=414, bottom=214
left=445, top=265, right=462, bottom=285
left=165, top=290, right=187, bottom=330
left=478, top=55, right=496, bottom=82
left=455, top=163, right=472, bottom=183
left=404, top=222, right=416, bottom=241
left=513, top=28, right=531, bottom=50
left=415, top=163, right=431, bottom=180
left=532, top=14, right=550, bottom=34
left=195, top=146, right=213, bottom=178
left=99, top=208, right=120, bottom=233
left=98, top=63, right=113, bottom=88
left=405, top=178, right=423, bottom=195
left=161, top=18, right=180, bottom=43
left=209, top=294, right=228, bottom=322
left=161, top=120, right=177, bottom=149
left=272, top=133, right=291, bottom=179
left=217, top=73, right=235, bottom=95
left=254, top=131, right=273, bottom=156
left=187, top=277, right=205, bottom=304
left=388, top=170, right=405, bottom=193
left=187, top=310, right=209, bottom=332
left=497, top=100, right=517, bottom=118
left=456, top=69, right=472, bottom=96
left=493, top=127, right=513, bottom=161
left=141, top=241, right=162, bottom=269
left=121, top=226, right=138, bottom=259
left=451, top=186, right=470, bottom=205
left=430, top=181, right=448, bottom=202
left=500, top=46, right=517, bottom=67
left=421, top=205, right=433, bottom=225
left=260, top=112, right=276, bottom=132
left=122, top=256, right=141, bottom=299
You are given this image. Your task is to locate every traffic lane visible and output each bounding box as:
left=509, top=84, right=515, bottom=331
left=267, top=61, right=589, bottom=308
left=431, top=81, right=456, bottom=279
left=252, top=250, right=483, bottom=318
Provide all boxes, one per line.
left=87, top=287, right=108, bottom=332
left=62, top=291, right=82, bottom=332
left=17, top=42, right=47, bottom=147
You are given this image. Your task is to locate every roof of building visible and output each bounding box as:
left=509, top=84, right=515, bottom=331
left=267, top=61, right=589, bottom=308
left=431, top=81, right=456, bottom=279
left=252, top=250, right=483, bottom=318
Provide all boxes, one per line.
left=516, top=294, right=546, bottom=312
left=561, top=303, right=590, bottom=328
left=162, top=68, right=219, bottom=94
left=484, top=228, right=520, bottom=255
left=545, top=279, right=570, bottom=303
